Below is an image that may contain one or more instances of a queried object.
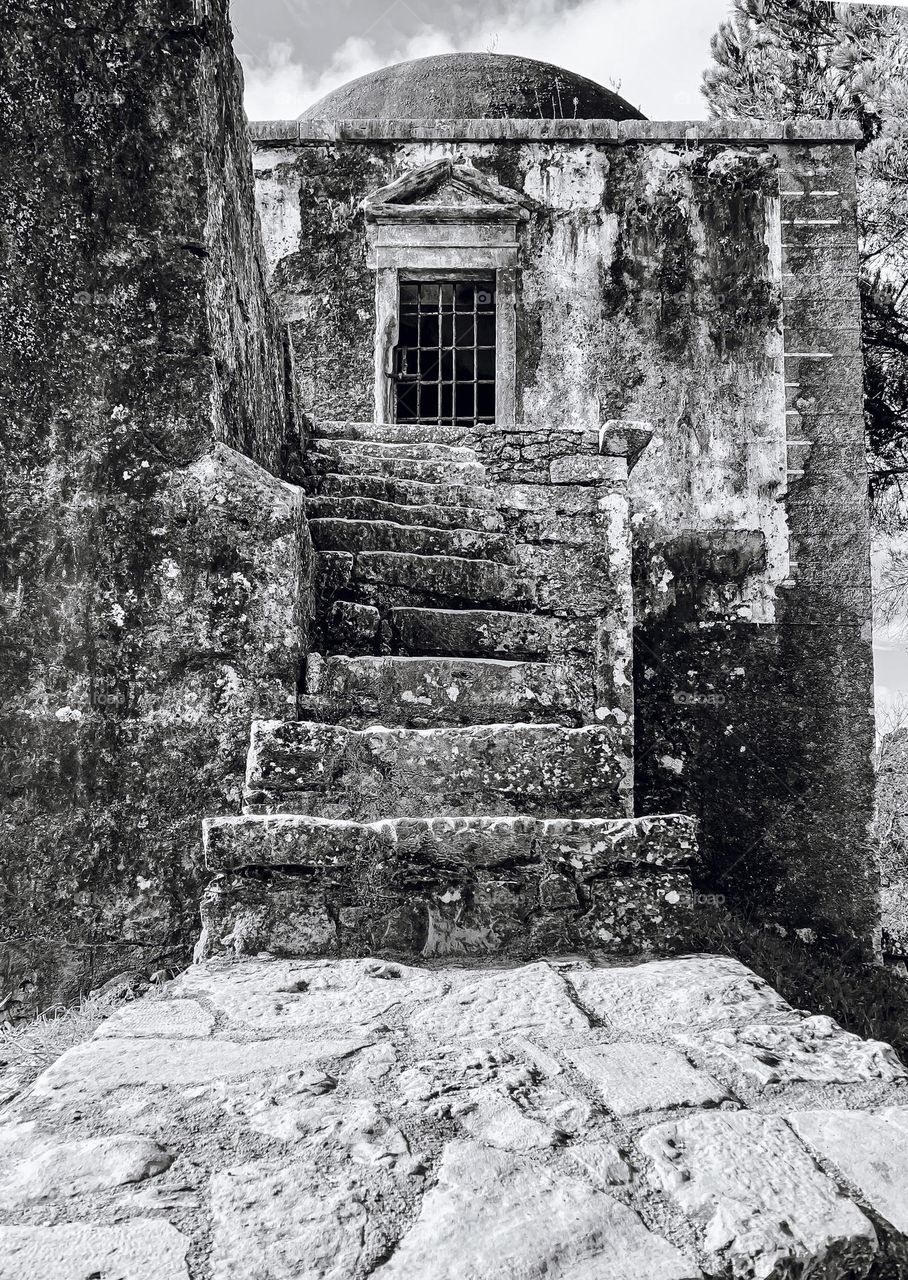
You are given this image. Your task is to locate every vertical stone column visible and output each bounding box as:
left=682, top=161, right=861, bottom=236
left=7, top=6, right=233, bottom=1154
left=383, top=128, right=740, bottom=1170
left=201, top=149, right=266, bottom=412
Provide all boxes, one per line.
left=771, top=139, right=878, bottom=951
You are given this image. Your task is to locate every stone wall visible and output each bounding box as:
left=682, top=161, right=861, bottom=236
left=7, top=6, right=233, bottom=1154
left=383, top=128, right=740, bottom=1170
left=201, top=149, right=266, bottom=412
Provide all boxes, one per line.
left=0, top=0, right=310, bottom=1015
left=876, top=729, right=908, bottom=959
left=249, top=119, right=876, bottom=953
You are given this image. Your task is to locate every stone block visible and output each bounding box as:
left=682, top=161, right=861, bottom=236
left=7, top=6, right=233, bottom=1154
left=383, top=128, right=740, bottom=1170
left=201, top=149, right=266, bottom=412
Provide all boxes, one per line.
left=308, top=515, right=513, bottom=561
left=172, top=954, right=447, bottom=1035
left=244, top=719, right=631, bottom=818
left=320, top=600, right=381, bottom=654
left=204, top=812, right=697, bottom=873
left=210, top=1161, right=371, bottom=1280
left=198, top=814, right=699, bottom=959
left=95, top=998, right=215, bottom=1039
left=570, top=1042, right=729, bottom=1115
left=309, top=470, right=495, bottom=510
left=0, top=1122, right=172, bottom=1205
left=639, top=1111, right=877, bottom=1279
left=350, top=550, right=536, bottom=610
left=549, top=455, right=626, bottom=485
left=680, top=1015, right=908, bottom=1089
left=566, top=955, right=796, bottom=1035
left=371, top=1139, right=700, bottom=1280
left=32, top=1037, right=367, bottom=1096
left=306, top=492, right=503, bottom=532
left=302, top=652, right=593, bottom=726
left=388, top=606, right=569, bottom=659
left=307, top=444, right=486, bottom=486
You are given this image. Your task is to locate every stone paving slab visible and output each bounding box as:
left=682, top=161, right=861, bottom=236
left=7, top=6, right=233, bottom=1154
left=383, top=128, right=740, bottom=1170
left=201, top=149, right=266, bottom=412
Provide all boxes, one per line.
left=679, top=1013, right=908, bottom=1089
left=172, top=955, right=447, bottom=1035
left=0, top=1221, right=189, bottom=1280
left=3, top=954, right=908, bottom=1280
left=570, top=1042, right=730, bottom=1115
left=788, top=1107, right=908, bottom=1236
left=405, top=961, right=593, bottom=1044
left=32, top=1035, right=372, bottom=1097
left=566, top=954, right=797, bottom=1034
left=94, top=997, right=215, bottom=1039
left=0, top=1121, right=171, bottom=1204
left=211, top=1161, right=375, bottom=1280
left=639, top=1111, right=878, bottom=1279
left=372, top=1139, right=702, bottom=1280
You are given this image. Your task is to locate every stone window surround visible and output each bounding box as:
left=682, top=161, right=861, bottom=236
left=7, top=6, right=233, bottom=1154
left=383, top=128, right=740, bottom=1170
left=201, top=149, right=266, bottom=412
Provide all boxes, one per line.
left=363, top=160, right=528, bottom=427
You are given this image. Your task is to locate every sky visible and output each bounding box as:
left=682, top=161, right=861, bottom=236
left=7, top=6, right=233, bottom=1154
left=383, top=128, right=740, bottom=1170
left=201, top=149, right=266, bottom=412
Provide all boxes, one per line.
left=228, top=0, right=908, bottom=726
left=229, top=0, right=732, bottom=121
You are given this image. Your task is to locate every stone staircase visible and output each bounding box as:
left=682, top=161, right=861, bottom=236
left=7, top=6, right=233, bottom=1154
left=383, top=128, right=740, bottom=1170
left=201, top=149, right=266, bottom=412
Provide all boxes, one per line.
left=197, top=420, right=699, bottom=960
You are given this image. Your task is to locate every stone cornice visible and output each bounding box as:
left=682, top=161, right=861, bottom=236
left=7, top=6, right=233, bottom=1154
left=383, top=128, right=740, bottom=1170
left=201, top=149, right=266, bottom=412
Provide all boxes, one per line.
left=249, top=118, right=863, bottom=145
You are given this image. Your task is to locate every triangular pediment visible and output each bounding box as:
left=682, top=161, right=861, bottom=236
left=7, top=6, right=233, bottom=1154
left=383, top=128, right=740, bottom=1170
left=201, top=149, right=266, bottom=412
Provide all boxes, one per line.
left=362, top=159, right=529, bottom=223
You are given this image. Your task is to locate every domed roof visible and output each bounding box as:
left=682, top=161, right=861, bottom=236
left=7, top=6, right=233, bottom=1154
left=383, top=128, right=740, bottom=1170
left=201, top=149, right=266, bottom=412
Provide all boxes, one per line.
left=299, top=52, right=644, bottom=122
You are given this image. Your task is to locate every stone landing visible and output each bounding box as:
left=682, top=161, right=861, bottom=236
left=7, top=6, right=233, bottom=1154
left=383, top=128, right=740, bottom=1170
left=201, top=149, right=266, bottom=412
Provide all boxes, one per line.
left=2, top=953, right=908, bottom=1279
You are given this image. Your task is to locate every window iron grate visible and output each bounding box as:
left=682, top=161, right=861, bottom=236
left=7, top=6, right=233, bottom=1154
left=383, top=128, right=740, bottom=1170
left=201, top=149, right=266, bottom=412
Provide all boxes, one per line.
left=392, top=279, right=496, bottom=426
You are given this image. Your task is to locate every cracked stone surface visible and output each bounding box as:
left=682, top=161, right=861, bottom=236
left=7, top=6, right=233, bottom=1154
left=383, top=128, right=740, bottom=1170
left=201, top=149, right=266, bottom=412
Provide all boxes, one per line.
left=3, top=954, right=908, bottom=1279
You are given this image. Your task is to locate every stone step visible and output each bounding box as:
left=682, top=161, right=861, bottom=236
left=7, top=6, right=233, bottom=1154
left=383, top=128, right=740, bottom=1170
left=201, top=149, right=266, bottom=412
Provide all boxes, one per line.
left=244, top=720, right=630, bottom=818
left=205, top=811, right=697, bottom=871
left=316, top=551, right=536, bottom=611
left=305, top=494, right=504, bottom=532
left=305, top=472, right=497, bottom=510
left=201, top=813, right=697, bottom=955
left=312, top=420, right=486, bottom=446
left=306, top=449, right=486, bottom=487
left=388, top=607, right=595, bottom=661
left=310, top=438, right=479, bottom=462
left=308, top=518, right=514, bottom=563
left=318, top=600, right=382, bottom=655
left=301, top=654, right=590, bottom=727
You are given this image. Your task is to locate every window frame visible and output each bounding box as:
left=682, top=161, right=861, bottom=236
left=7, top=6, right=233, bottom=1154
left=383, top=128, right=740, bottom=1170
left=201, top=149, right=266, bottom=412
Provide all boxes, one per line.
left=364, top=165, right=523, bottom=428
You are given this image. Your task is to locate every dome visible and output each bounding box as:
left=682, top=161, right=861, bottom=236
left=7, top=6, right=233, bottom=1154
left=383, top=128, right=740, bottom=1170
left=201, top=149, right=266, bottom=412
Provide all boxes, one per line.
left=299, top=52, right=644, bottom=122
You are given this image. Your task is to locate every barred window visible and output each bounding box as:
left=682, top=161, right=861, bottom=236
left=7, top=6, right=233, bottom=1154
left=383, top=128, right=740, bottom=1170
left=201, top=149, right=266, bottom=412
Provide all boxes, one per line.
left=393, top=278, right=496, bottom=426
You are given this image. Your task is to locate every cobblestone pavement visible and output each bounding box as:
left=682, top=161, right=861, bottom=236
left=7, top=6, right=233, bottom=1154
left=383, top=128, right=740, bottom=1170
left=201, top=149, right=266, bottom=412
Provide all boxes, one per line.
left=2, top=953, right=908, bottom=1279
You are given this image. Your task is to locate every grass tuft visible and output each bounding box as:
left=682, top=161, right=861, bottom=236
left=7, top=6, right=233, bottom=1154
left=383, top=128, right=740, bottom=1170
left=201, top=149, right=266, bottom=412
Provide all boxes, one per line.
left=686, top=907, right=908, bottom=1062
left=0, top=994, right=110, bottom=1095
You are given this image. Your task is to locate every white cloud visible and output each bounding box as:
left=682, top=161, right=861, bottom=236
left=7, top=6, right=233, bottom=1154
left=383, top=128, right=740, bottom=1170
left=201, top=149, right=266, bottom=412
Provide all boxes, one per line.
left=240, top=29, right=455, bottom=121
left=239, top=0, right=730, bottom=122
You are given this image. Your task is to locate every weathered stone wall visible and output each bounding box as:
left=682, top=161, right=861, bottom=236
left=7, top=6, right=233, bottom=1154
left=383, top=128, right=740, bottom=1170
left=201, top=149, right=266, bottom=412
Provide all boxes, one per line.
left=876, top=729, right=908, bottom=959
left=0, top=0, right=310, bottom=1014
left=250, top=121, right=875, bottom=952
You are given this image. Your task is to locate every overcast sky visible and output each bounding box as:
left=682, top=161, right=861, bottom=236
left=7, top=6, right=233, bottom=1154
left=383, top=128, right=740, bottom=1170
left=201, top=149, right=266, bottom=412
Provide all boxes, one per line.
left=230, top=0, right=733, bottom=121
